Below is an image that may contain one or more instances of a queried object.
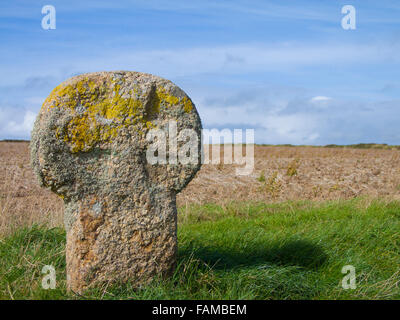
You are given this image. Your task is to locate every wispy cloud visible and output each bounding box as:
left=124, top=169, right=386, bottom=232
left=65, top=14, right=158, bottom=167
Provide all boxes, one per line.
left=0, top=1, right=399, bottom=144
left=3, top=41, right=395, bottom=86
left=311, top=96, right=332, bottom=102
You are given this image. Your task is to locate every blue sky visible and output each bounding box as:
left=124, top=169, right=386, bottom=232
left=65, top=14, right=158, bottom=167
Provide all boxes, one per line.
left=0, top=0, right=399, bottom=144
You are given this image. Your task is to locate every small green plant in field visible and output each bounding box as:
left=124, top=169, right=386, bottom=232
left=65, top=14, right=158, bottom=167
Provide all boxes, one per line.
left=259, top=171, right=282, bottom=198
left=312, top=185, right=323, bottom=197
left=1, top=198, right=400, bottom=300
left=257, top=170, right=266, bottom=182
left=330, top=184, right=341, bottom=192
left=286, top=159, right=300, bottom=177
left=257, top=171, right=282, bottom=198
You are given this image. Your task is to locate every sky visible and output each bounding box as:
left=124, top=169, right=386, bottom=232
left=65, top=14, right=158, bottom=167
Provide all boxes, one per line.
left=0, top=0, right=399, bottom=145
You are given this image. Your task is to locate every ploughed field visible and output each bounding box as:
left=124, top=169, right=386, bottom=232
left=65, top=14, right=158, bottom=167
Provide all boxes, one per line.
left=0, top=141, right=399, bottom=299
left=1, top=141, right=400, bottom=235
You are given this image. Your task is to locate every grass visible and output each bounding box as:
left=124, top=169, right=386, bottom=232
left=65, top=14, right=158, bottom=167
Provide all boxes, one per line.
left=0, top=198, right=399, bottom=300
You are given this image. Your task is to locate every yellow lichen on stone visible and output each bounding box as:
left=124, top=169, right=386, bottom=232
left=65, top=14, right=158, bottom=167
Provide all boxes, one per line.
left=46, top=78, right=150, bottom=153
left=42, top=77, right=193, bottom=153
left=155, top=86, right=193, bottom=112
left=156, top=87, right=179, bottom=106
left=182, top=96, right=193, bottom=113
left=64, top=114, right=101, bottom=153
left=41, top=84, right=67, bottom=110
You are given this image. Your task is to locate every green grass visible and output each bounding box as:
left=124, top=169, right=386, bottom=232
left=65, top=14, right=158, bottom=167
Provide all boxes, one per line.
left=1, top=198, right=399, bottom=300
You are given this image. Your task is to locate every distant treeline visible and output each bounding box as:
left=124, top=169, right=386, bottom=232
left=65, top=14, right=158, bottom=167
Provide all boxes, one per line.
left=323, top=143, right=400, bottom=150
left=259, top=143, right=400, bottom=150
left=0, top=139, right=30, bottom=143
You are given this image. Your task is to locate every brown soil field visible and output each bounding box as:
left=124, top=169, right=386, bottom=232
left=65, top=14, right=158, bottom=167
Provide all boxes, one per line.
left=1, top=141, right=400, bottom=235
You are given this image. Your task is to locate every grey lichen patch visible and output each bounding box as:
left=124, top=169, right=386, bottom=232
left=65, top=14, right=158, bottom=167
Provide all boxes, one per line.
left=30, top=71, right=202, bottom=293
left=92, top=202, right=102, bottom=217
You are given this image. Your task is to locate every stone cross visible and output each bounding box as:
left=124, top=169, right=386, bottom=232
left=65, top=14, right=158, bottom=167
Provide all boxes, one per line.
left=31, top=71, right=202, bottom=293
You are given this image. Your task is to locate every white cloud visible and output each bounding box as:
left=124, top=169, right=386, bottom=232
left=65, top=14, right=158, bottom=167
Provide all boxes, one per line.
left=309, top=96, right=332, bottom=109
left=310, top=96, right=332, bottom=102
left=0, top=109, right=36, bottom=139
left=196, top=87, right=400, bottom=145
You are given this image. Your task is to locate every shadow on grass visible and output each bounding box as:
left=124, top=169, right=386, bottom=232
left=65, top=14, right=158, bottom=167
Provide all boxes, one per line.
left=179, top=239, right=327, bottom=270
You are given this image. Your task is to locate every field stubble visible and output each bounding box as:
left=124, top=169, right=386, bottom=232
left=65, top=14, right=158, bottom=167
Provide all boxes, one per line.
left=1, top=142, right=400, bottom=235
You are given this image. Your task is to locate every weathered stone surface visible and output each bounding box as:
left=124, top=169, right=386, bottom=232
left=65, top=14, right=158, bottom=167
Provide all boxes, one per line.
left=30, top=71, right=202, bottom=292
